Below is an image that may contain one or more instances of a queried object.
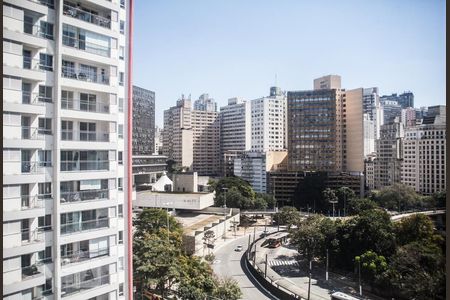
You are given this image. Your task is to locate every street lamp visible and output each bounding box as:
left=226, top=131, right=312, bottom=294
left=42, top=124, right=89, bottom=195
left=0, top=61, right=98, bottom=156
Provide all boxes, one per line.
left=222, top=187, right=228, bottom=240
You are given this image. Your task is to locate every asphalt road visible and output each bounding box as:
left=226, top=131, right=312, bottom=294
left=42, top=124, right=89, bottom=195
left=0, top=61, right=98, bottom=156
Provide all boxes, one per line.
left=212, top=227, right=279, bottom=300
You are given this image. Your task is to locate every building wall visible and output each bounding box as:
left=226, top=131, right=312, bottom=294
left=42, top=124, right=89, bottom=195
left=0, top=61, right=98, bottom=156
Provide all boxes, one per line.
left=3, top=0, right=129, bottom=298
left=192, top=110, right=220, bottom=176
left=132, top=85, right=155, bottom=155
left=345, top=88, right=364, bottom=172
left=313, top=75, right=341, bottom=90
left=134, top=192, right=215, bottom=210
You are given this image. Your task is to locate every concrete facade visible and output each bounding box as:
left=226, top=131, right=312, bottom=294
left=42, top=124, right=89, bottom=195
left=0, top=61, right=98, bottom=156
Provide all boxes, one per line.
left=2, top=0, right=131, bottom=298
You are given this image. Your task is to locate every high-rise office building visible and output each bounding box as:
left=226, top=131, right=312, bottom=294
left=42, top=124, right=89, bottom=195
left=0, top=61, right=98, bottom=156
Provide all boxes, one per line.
left=3, top=0, right=132, bottom=299
left=400, top=107, right=417, bottom=128
left=250, top=87, right=287, bottom=152
left=381, top=92, right=414, bottom=109
left=373, top=120, right=404, bottom=189
left=402, top=107, right=446, bottom=195
left=163, top=95, right=220, bottom=175
left=193, top=93, right=217, bottom=112
left=154, top=125, right=163, bottom=155
left=132, top=85, right=155, bottom=155
left=380, top=99, right=402, bottom=125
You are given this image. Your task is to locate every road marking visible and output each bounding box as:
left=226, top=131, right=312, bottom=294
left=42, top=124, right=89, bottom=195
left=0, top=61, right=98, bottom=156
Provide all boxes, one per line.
left=269, top=260, right=299, bottom=266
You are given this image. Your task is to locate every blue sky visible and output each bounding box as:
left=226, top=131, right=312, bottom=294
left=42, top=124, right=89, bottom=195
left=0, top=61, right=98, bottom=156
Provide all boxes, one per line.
left=133, top=0, right=446, bottom=127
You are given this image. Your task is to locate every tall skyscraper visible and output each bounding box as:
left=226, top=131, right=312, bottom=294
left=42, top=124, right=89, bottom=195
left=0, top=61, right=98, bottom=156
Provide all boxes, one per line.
left=132, top=85, right=155, bottom=155
left=3, top=0, right=132, bottom=299
left=163, top=94, right=220, bottom=175
left=373, top=120, right=404, bottom=189
left=193, top=93, right=217, bottom=112
left=402, top=107, right=446, bottom=195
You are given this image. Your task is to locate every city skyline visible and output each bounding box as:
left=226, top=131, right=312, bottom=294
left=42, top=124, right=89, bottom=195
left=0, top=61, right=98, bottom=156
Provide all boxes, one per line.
left=133, top=0, right=446, bottom=127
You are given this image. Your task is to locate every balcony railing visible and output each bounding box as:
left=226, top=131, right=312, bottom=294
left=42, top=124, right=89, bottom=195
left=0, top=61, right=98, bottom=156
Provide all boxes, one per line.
left=60, top=218, right=109, bottom=235
left=22, top=91, right=52, bottom=104
left=61, top=98, right=110, bottom=113
left=63, top=4, right=111, bottom=29
left=62, top=34, right=110, bottom=57
left=62, top=66, right=110, bottom=85
left=61, top=130, right=110, bottom=142
left=60, top=160, right=110, bottom=172
left=3, top=228, right=45, bottom=244
left=3, top=124, right=49, bottom=140
left=3, top=15, right=53, bottom=40
left=61, top=247, right=109, bottom=266
left=60, top=189, right=109, bottom=203
left=26, top=0, right=55, bottom=9
left=21, top=161, right=47, bottom=174
left=3, top=195, right=48, bottom=210
left=22, top=263, right=45, bottom=279
left=61, top=273, right=110, bottom=297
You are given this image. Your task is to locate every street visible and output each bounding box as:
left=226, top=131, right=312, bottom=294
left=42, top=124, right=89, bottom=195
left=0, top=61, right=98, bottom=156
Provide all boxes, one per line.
left=212, top=226, right=279, bottom=300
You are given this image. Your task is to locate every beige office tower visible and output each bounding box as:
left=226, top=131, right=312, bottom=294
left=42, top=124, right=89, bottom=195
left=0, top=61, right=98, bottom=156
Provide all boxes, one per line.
left=313, top=74, right=342, bottom=90
left=402, top=107, right=446, bottom=195
left=3, top=0, right=132, bottom=299
left=163, top=95, right=220, bottom=175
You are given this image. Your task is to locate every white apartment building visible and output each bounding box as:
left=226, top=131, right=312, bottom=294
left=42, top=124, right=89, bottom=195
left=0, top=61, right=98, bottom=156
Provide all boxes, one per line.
left=219, top=97, right=251, bottom=154
left=402, top=118, right=446, bottom=195
left=3, top=0, right=131, bottom=299
left=250, top=87, right=287, bottom=152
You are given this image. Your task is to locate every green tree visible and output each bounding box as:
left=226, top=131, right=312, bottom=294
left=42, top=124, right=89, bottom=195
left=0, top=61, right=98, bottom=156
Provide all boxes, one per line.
left=255, top=193, right=276, bottom=208
left=274, top=206, right=301, bottom=229
left=177, top=256, right=216, bottom=300
left=375, top=183, right=420, bottom=211
left=347, top=198, right=378, bottom=215
left=394, top=213, right=440, bottom=246
left=214, top=186, right=253, bottom=209
left=212, top=277, right=243, bottom=300
left=356, top=250, right=388, bottom=286
left=134, top=208, right=183, bottom=239
left=432, top=190, right=446, bottom=208
left=289, top=215, right=326, bottom=261
left=323, top=188, right=338, bottom=216
left=336, top=187, right=356, bottom=214
left=133, top=232, right=182, bottom=297
left=213, top=176, right=255, bottom=200
left=386, top=242, right=445, bottom=300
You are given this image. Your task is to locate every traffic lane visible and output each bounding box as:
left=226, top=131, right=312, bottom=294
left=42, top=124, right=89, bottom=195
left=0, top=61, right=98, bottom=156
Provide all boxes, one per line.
left=212, top=229, right=278, bottom=300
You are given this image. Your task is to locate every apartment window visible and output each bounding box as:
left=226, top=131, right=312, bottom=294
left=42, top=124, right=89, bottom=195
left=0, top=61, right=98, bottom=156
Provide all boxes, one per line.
left=120, top=20, right=125, bottom=34
left=118, top=256, right=124, bottom=270
left=40, top=21, right=54, bottom=40
left=80, top=122, right=96, bottom=141
left=119, top=72, right=124, bottom=86
left=61, top=120, right=73, bottom=140
left=39, top=53, right=53, bottom=71
left=38, top=246, right=52, bottom=263
left=38, top=182, right=52, bottom=199
left=118, top=178, right=123, bottom=191
left=119, top=98, right=124, bottom=112
left=118, top=124, right=124, bottom=139
left=61, top=90, right=74, bottom=109
left=38, top=215, right=52, bottom=231
left=38, top=86, right=52, bottom=102
left=80, top=93, right=97, bottom=112
left=38, top=150, right=52, bottom=167
left=119, top=46, right=124, bottom=60
left=119, top=283, right=124, bottom=296
left=38, top=118, right=52, bottom=135
left=118, top=204, right=123, bottom=217
left=118, top=231, right=123, bottom=244
left=118, top=151, right=123, bottom=165
left=120, top=0, right=125, bottom=8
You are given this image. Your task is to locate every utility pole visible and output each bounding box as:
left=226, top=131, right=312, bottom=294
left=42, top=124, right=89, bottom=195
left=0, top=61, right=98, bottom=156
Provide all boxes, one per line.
left=264, top=253, right=268, bottom=277
left=358, top=259, right=362, bottom=296
left=307, top=250, right=312, bottom=300
left=222, top=187, right=228, bottom=240
left=326, top=248, right=329, bottom=281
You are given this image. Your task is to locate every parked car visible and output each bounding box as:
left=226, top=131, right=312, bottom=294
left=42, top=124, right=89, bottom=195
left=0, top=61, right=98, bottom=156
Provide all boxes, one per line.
left=235, top=245, right=243, bottom=252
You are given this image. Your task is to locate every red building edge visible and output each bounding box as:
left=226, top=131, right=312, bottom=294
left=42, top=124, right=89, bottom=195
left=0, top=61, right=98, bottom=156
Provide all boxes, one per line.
left=127, top=0, right=134, bottom=298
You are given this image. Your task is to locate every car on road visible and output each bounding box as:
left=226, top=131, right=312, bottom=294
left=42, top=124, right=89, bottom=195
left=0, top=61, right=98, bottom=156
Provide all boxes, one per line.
left=234, top=245, right=243, bottom=252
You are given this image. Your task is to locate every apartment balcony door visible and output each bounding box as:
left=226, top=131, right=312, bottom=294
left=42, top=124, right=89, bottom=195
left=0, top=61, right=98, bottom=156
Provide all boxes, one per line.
left=21, top=184, right=30, bottom=208
left=21, top=149, right=32, bottom=173
left=23, top=49, right=32, bottom=69
left=21, top=219, right=30, bottom=241
left=22, top=83, right=32, bottom=104
left=21, top=116, right=31, bottom=139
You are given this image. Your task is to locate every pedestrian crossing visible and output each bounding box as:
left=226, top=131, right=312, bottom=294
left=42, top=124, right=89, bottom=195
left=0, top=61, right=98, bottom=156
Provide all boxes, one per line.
left=268, top=259, right=299, bottom=267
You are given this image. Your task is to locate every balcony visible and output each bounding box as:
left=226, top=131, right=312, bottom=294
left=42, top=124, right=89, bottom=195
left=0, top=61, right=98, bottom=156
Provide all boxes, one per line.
left=61, top=273, right=110, bottom=297
left=61, top=130, right=110, bottom=142
left=61, top=160, right=110, bottom=172
left=62, top=34, right=111, bottom=57
left=61, top=247, right=109, bottom=266
left=26, top=0, right=55, bottom=8
left=3, top=15, right=53, bottom=40
left=61, top=97, right=110, bottom=113
left=60, top=189, right=109, bottom=203
left=62, top=66, right=109, bottom=85
left=3, top=228, right=45, bottom=246
left=63, top=4, right=112, bottom=29
left=60, top=218, right=110, bottom=235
